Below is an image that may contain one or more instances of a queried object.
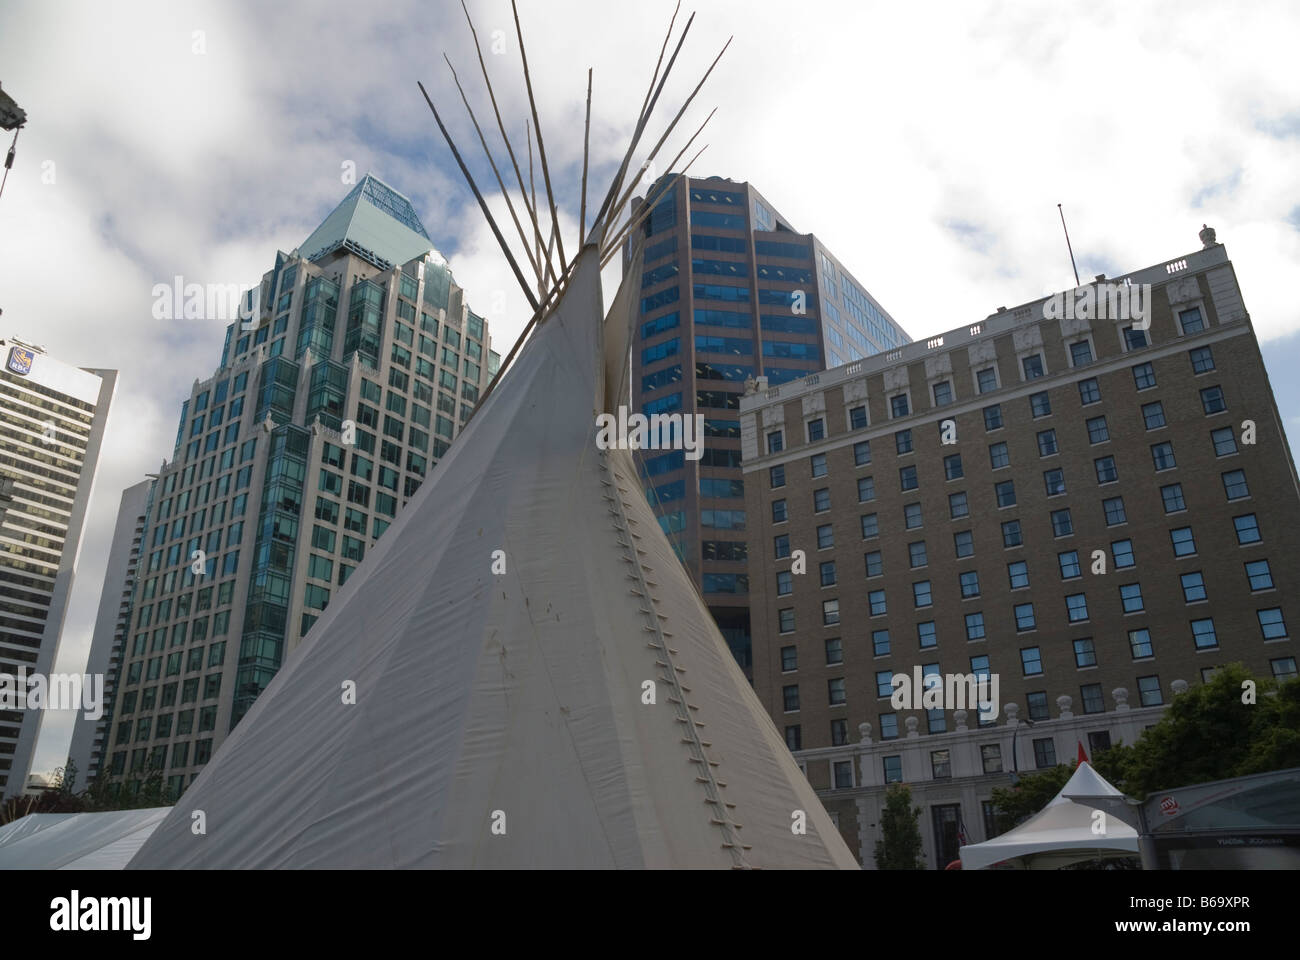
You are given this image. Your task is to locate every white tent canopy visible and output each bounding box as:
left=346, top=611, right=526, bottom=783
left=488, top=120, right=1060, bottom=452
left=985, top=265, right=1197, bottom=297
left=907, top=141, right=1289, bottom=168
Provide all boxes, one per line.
left=961, top=763, right=1138, bottom=870
left=0, top=808, right=170, bottom=869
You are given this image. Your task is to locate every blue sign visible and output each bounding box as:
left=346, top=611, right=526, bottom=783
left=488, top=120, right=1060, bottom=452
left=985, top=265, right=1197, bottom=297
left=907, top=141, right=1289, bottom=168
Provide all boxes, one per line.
left=7, top=346, right=34, bottom=377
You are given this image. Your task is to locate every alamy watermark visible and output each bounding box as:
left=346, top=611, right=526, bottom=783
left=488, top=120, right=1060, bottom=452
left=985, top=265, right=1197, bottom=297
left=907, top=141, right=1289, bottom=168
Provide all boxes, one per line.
left=1042, top=281, right=1151, bottom=329
left=595, top=405, right=705, bottom=460
left=890, top=667, right=1000, bottom=722
left=151, top=275, right=260, bottom=329
left=0, top=668, right=104, bottom=720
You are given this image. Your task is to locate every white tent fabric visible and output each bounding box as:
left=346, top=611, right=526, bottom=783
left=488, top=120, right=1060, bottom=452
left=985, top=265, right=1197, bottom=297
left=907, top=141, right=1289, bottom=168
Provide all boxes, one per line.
left=0, top=808, right=170, bottom=869
left=128, top=246, right=858, bottom=869
left=961, top=763, right=1138, bottom=870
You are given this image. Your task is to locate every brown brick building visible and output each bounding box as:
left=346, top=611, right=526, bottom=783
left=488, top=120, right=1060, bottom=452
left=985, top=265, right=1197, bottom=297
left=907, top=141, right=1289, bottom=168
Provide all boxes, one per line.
left=739, top=233, right=1299, bottom=866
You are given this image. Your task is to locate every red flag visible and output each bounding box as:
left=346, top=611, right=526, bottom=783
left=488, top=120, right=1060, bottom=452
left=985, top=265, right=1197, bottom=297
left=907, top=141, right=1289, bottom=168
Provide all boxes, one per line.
left=1077, top=741, right=1089, bottom=765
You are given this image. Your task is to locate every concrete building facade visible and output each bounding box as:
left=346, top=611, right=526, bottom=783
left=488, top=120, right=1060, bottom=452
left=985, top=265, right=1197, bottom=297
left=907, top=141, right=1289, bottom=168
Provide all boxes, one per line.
left=0, top=338, right=116, bottom=799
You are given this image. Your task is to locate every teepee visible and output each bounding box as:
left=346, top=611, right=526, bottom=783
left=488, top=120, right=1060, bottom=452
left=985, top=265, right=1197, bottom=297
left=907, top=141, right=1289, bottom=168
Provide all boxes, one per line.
left=128, top=1, right=857, bottom=870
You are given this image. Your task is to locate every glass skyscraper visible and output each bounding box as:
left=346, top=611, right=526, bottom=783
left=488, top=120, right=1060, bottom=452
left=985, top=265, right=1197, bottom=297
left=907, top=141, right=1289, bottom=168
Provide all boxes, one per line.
left=628, top=175, right=909, bottom=673
left=86, top=176, right=499, bottom=799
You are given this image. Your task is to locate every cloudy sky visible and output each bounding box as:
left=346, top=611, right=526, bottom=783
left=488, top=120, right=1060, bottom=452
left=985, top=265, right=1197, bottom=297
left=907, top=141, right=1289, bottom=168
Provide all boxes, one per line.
left=3, top=0, right=1297, bottom=776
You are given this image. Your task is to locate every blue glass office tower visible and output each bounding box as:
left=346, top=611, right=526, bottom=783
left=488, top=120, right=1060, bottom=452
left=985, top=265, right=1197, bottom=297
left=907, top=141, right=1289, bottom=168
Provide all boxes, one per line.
left=628, top=175, right=910, bottom=674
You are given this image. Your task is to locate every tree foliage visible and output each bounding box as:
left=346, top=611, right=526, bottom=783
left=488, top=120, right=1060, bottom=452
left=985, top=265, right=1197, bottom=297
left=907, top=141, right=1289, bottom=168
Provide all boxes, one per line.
left=874, top=782, right=926, bottom=870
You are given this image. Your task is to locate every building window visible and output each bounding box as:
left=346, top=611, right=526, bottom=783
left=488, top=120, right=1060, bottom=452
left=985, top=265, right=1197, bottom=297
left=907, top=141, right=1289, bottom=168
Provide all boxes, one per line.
left=825, top=637, right=843, bottom=665
left=965, top=612, right=986, bottom=641
left=817, top=524, right=835, bottom=549
left=1077, top=376, right=1100, bottom=403
left=1246, top=559, right=1274, bottom=591
left=879, top=714, right=899, bottom=739
left=1191, top=617, right=1218, bottom=649
left=779, top=608, right=795, bottom=633
left=1015, top=604, right=1037, bottom=632
left=784, top=725, right=801, bottom=751
left=1200, top=385, right=1226, bottom=415
left=989, top=441, right=1010, bottom=469
left=1073, top=637, right=1097, bottom=668
left=872, top=629, right=891, bottom=656
left=1178, top=306, right=1205, bottom=334
left=1181, top=571, right=1207, bottom=603
left=1212, top=426, right=1238, bottom=457
left=933, top=381, right=954, bottom=406
left=895, top=429, right=913, bottom=454
left=931, top=749, right=952, bottom=779
left=814, top=487, right=832, bottom=512
left=1080, top=683, right=1105, bottom=714
left=954, top=530, right=974, bottom=558
left=904, top=502, right=923, bottom=529
left=1151, top=441, right=1176, bottom=471
left=1103, top=496, right=1127, bottom=526
left=807, top=418, right=825, bottom=442
left=1233, top=514, right=1261, bottom=545
left=767, top=430, right=784, bottom=454
left=856, top=476, right=876, bottom=503
left=1190, top=345, right=1215, bottom=374
left=883, top=756, right=903, bottom=783
left=960, top=570, right=980, bottom=599
left=1095, top=456, right=1118, bottom=484
left=900, top=465, right=919, bottom=491
left=1051, top=508, right=1073, bottom=538
left=772, top=499, right=788, bottom=523
left=1008, top=561, right=1029, bottom=590
left=1161, top=483, right=1186, bottom=513
left=1037, top=429, right=1058, bottom=457
left=865, top=550, right=883, bottom=577
left=1170, top=526, right=1196, bottom=556
left=849, top=405, right=868, bottom=429
left=981, top=744, right=1003, bottom=774
left=949, top=492, right=969, bottom=519
left=1030, top=391, right=1052, bottom=418
left=774, top=534, right=791, bottom=559
left=1222, top=469, right=1249, bottom=501
left=918, top=621, right=938, bottom=649
left=828, top=677, right=847, bottom=706
left=995, top=480, right=1016, bottom=508
left=869, top=590, right=887, bottom=616
left=820, top=560, right=837, bottom=586
left=831, top=719, right=849, bottom=747
left=984, top=403, right=1003, bottom=430
left=811, top=453, right=828, bottom=477
left=1033, top=737, right=1057, bottom=768
left=1002, top=519, right=1022, bottom=547
left=854, top=440, right=871, bottom=465
left=1142, top=401, right=1166, bottom=430
left=1259, top=607, right=1288, bottom=640
left=977, top=368, right=999, bottom=394
left=1129, top=628, right=1154, bottom=659
left=1071, top=342, right=1095, bottom=368
left=1066, top=593, right=1089, bottom=622
left=876, top=671, right=895, bottom=698
left=823, top=599, right=840, bottom=625
left=1137, top=675, right=1163, bottom=706
left=1271, top=658, right=1298, bottom=682
left=1111, top=539, right=1135, bottom=569
left=770, top=464, right=785, bottom=488
left=1123, top=325, right=1148, bottom=350
left=1059, top=550, right=1081, bottom=579
left=913, top=580, right=933, bottom=607
left=1022, top=354, right=1045, bottom=380
left=1044, top=468, right=1066, bottom=497
left=781, top=646, right=797, bottom=672
left=1086, top=416, right=1109, bottom=444
left=1119, top=583, right=1144, bottom=614
left=909, top=540, right=928, bottom=568
left=890, top=394, right=910, bottom=418
left=783, top=685, right=800, bottom=711
left=944, top=453, right=964, bottom=480
left=1133, top=361, right=1157, bottom=390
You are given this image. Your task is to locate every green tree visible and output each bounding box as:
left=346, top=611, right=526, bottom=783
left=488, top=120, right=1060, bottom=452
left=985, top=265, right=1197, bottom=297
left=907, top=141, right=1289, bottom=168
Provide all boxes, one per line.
left=873, top=782, right=925, bottom=870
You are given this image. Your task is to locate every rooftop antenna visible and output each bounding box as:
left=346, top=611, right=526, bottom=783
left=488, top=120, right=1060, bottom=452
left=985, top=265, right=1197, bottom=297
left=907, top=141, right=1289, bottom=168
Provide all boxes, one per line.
left=0, top=82, right=27, bottom=205
left=1057, top=202, right=1080, bottom=287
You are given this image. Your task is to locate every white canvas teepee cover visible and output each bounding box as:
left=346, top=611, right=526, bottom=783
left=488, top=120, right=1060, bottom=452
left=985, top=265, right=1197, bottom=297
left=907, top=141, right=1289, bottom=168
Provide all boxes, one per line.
left=0, top=808, right=170, bottom=869
left=960, top=763, right=1138, bottom=870
left=128, top=246, right=858, bottom=869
